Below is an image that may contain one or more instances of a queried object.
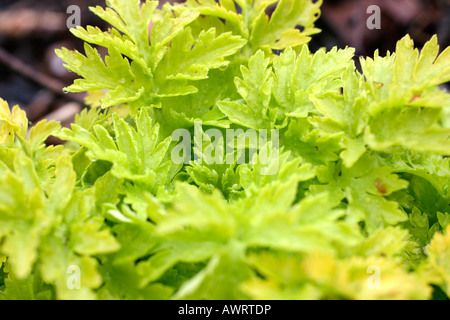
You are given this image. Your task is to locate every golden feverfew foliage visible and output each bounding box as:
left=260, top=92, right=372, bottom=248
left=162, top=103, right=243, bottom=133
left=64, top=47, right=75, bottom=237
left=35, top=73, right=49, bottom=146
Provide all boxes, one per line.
left=0, top=0, right=449, bottom=300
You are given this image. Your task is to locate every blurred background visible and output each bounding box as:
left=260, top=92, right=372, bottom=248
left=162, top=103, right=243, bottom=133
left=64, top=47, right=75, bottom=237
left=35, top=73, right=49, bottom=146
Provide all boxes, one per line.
left=0, top=0, right=449, bottom=127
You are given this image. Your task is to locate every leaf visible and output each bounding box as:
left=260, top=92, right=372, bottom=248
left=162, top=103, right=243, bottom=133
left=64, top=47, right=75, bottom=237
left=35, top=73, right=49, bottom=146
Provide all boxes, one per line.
left=245, top=251, right=431, bottom=300
left=29, top=120, right=61, bottom=152
left=70, top=221, right=120, bottom=256
left=56, top=44, right=146, bottom=108
left=217, top=50, right=275, bottom=129
left=0, top=272, right=54, bottom=300
left=47, top=152, right=77, bottom=213
left=155, top=27, right=247, bottom=81
left=0, top=169, right=46, bottom=279
left=422, top=226, right=450, bottom=296
left=392, top=35, right=450, bottom=99
left=309, top=155, right=409, bottom=233
left=249, top=0, right=322, bottom=52
left=59, top=1, right=246, bottom=112
left=173, top=242, right=252, bottom=299
left=57, top=108, right=176, bottom=193
left=357, top=35, right=450, bottom=155
left=281, top=118, right=343, bottom=166
left=177, top=0, right=322, bottom=54
left=355, top=226, right=411, bottom=258
left=365, top=107, right=450, bottom=154
left=99, top=260, right=173, bottom=300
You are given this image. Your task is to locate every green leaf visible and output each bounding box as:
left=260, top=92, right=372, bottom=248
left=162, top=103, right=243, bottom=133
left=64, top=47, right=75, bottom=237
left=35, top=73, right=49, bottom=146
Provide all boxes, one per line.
left=365, top=107, right=450, bottom=154
left=70, top=221, right=120, bottom=256
left=249, top=0, right=322, bottom=52
left=173, top=242, right=252, bottom=299
left=176, top=0, right=322, bottom=55
left=310, top=155, right=409, bottom=233
left=29, top=120, right=61, bottom=152
left=272, top=45, right=355, bottom=122
left=357, top=35, right=450, bottom=155
left=244, top=251, right=431, bottom=300
left=0, top=272, right=54, bottom=300
left=0, top=169, right=46, bottom=279
left=281, top=118, right=343, bottom=166
left=57, top=108, right=176, bottom=193
left=217, top=50, right=275, bottom=129
left=99, top=260, right=173, bottom=300
left=155, top=27, right=247, bottom=81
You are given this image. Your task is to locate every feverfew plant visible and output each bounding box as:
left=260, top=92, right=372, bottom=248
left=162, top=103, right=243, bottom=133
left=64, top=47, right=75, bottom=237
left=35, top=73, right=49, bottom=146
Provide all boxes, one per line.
left=0, top=0, right=449, bottom=300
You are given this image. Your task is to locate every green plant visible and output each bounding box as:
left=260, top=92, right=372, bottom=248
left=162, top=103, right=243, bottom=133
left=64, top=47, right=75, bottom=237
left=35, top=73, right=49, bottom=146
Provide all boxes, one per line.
left=0, top=0, right=449, bottom=300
